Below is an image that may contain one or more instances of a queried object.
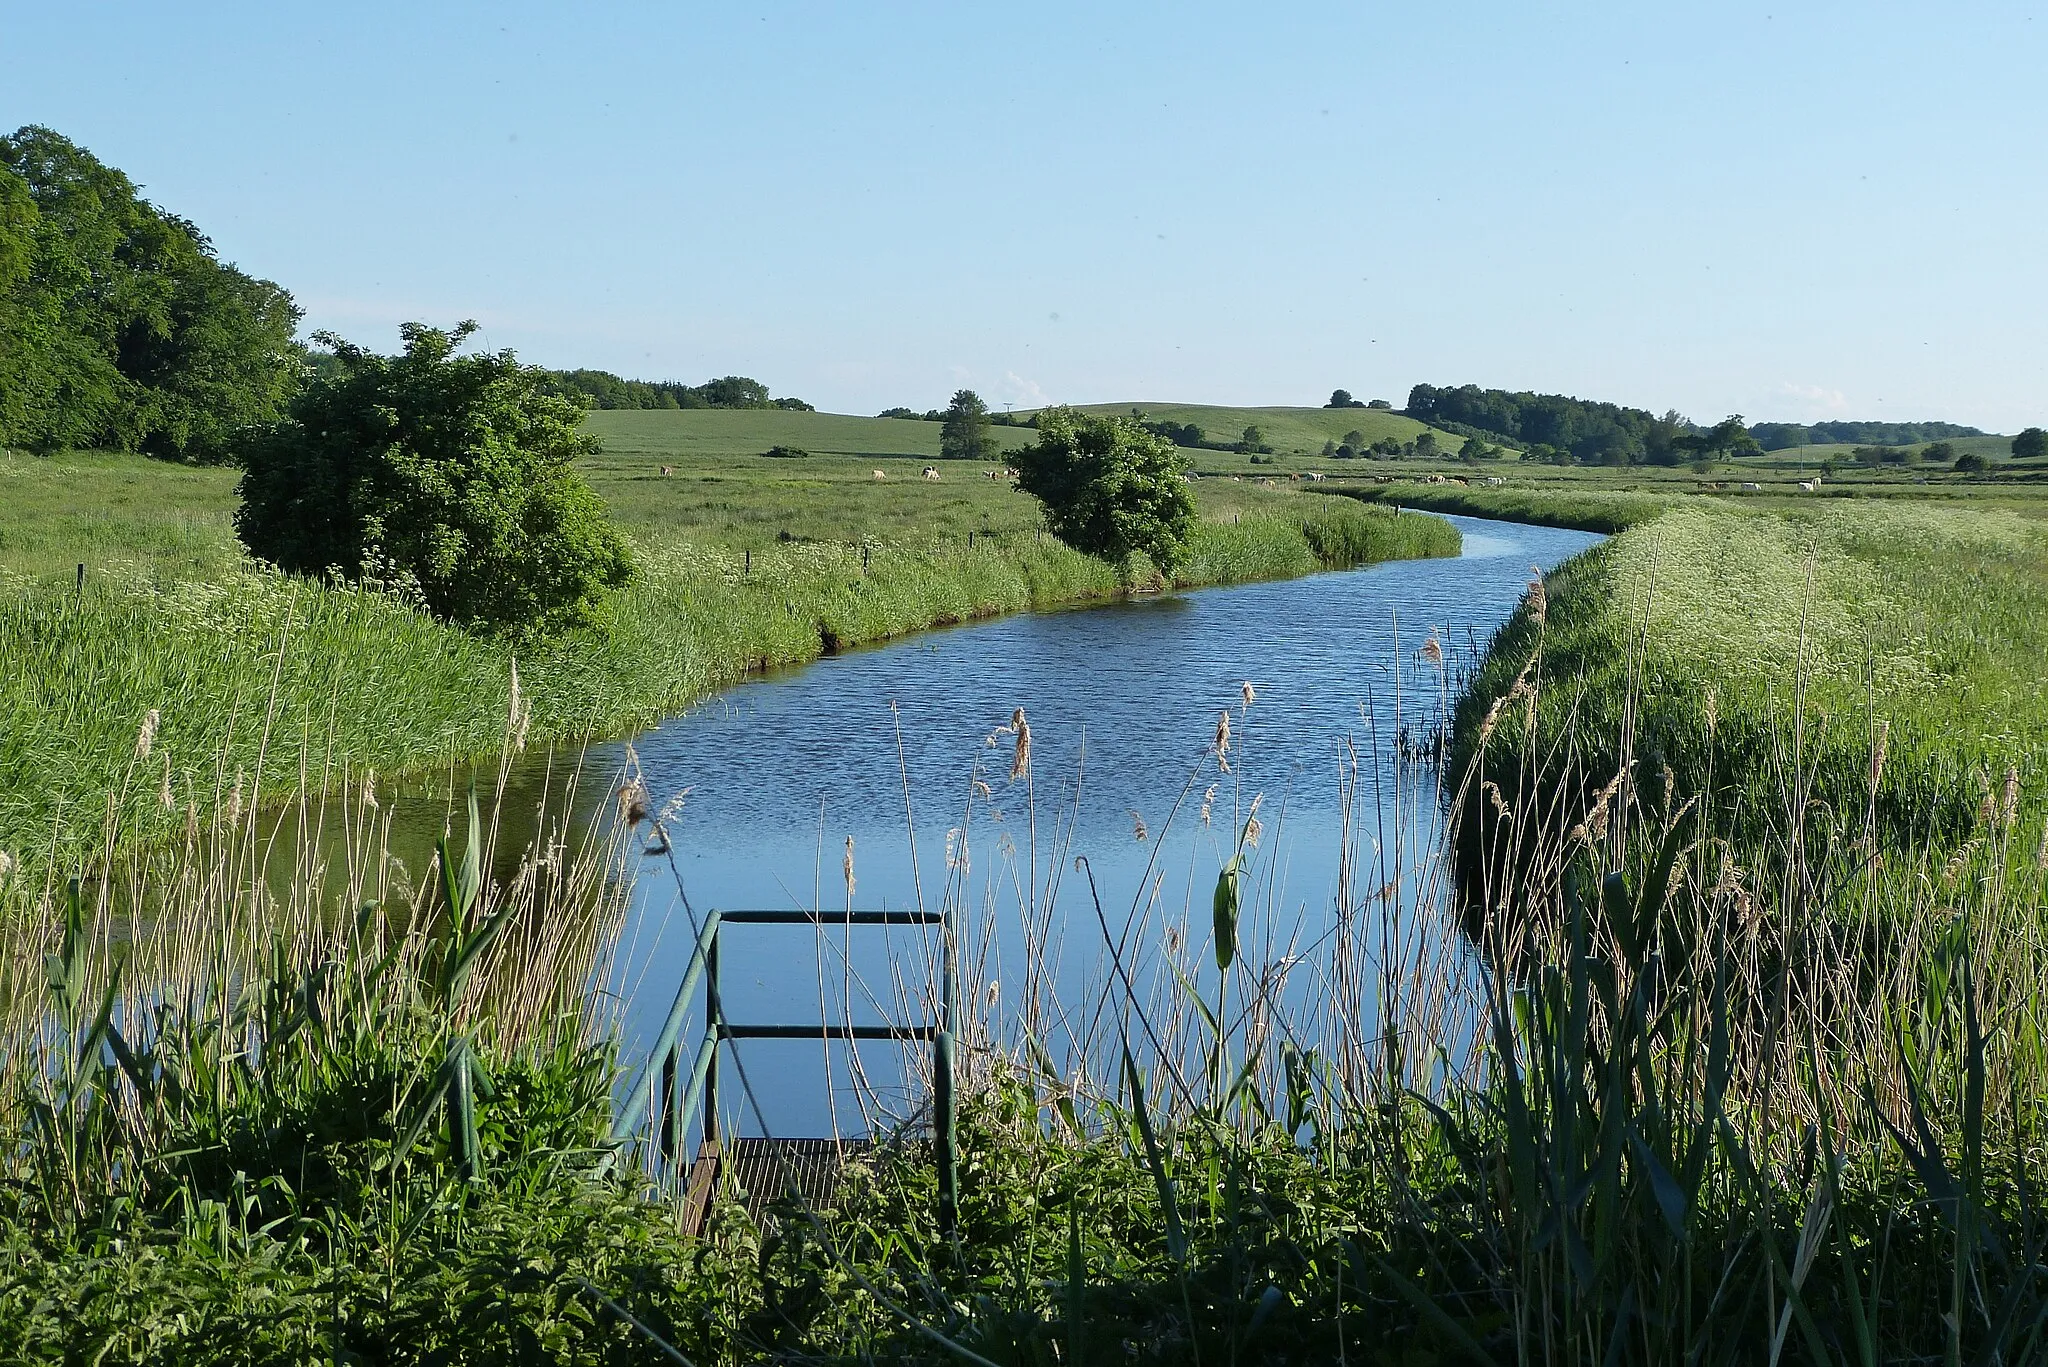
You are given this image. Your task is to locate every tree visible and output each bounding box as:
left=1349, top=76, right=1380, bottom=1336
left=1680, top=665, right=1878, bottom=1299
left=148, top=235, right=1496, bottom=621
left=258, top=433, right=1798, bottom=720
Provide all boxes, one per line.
left=2014, top=428, right=2047, bottom=461
left=940, top=388, right=998, bottom=461
left=235, top=322, right=633, bottom=634
left=1320, top=439, right=1337, bottom=459
left=1367, top=398, right=1393, bottom=409
left=1010, top=407, right=1195, bottom=577
left=1326, top=389, right=1354, bottom=408
left=1955, top=451, right=1988, bottom=474
left=1237, top=424, right=1269, bottom=455
left=1342, top=429, right=1367, bottom=449
left=1413, top=432, right=1438, bottom=458
left=1919, top=441, right=1953, bottom=465
left=0, top=125, right=300, bottom=461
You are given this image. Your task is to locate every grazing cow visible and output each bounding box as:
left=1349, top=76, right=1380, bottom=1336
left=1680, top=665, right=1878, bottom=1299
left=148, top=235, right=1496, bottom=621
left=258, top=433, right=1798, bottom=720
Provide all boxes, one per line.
left=659, top=465, right=673, bottom=476
left=1307, top=471, right=1326, bottom=482
left=873, top=469, right=887, bottom=480
left=1740, top=481, right=1763, bottom=492
left=922, top=466, right=940, bottom=480
left=1798, top=478, right=1820, bottom=493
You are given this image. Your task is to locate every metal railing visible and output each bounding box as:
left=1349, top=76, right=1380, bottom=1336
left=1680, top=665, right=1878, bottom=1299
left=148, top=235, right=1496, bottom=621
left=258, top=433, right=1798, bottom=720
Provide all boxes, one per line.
left=614, top=906, right=959, bottom=1232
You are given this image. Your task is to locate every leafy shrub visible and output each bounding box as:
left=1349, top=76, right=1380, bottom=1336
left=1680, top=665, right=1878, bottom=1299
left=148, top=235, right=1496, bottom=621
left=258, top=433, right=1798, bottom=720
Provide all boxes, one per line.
left=235, top=321, right=633, bottom=634
left=1011, top=407, right=1195, bottom=575
left=760, top=445, right=810, bottom=458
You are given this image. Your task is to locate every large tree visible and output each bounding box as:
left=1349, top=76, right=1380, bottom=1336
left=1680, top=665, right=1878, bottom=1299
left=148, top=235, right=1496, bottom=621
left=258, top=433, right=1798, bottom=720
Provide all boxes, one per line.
left=939, top=388, right=998, bottom=461
left=1010, top=407, right=1194, bottom=578
left=2014, top=428, right=2047, bottom=461
left=0, top=126, right=300, bottom=460
left=235, top=322, right=633, bottom=634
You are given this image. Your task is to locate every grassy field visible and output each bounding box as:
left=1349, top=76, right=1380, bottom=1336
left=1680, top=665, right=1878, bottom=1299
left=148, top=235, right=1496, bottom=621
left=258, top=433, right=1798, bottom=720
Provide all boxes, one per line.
left=0, top=431, right=1458, bottom=865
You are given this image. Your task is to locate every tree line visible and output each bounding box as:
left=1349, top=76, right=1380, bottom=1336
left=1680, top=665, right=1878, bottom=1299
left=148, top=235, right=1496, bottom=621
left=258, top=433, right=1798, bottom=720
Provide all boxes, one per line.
left=539, top=368, right=811, bottom=411
left=1406, top=382, right=1999, bottom=466
left=0, top=126, right=301, bottom=462
left=1750, top=420, right=1983, bottom=450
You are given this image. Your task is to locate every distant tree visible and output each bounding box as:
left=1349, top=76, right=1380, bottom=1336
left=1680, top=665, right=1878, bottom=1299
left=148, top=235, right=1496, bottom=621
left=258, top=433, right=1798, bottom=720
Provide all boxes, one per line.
left=1342, top=429, right=1367, bottom=449
left=1237, top=424, right=1270, bottom=455
left=1326, top=389, right=1355, bottom=409
left=1336, top=444, right=1357, bottom=460
left=1853, top=445, right=1887, bottom=469
left=1321, top=439, right=1337, bottom=458
left=1919, top=441, right=1954, bottom=464
left=760, top=445, right=809, bottom=458
left=1413, top=432, right=1438, bottom=458
left=1010, top=407, right=1194, bottom=577
left=1367, top=398, right=1392, bottom=409
left=877, top=407, right=921, bottom=419
left=235, top=321, right=633, bottom=634
left=1955, top=451, right=1989, bottom=474
left=2014, top=428, right=2048, bottom=460
left=695, top=376, right=772, bottom=408
left=940, top=388, right=998, bottom=461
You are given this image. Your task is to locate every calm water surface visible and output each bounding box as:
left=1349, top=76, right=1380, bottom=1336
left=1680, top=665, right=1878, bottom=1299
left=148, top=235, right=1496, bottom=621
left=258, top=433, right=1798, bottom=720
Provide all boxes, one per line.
left=572, top=513, right=1601, bottom=1137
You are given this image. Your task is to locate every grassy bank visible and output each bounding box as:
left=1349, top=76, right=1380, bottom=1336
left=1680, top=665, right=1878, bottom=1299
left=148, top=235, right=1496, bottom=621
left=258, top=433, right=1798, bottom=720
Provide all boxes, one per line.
left=4, top=649, right=2047, bottom=1360
left=1334, top=479, right=1675, bottom=531
left=1452, top=499, right=2048, bottom=917
left=0, top=445, right=1456, bottom=865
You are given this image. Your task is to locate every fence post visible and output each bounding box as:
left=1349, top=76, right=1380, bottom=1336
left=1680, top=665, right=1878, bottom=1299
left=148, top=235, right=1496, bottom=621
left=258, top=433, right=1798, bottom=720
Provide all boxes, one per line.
left=704, top=924, right=722, bottom=1146
left=937, top=899, right=959, bottom=1233
left=936, top=1029, right=958, bottom=1235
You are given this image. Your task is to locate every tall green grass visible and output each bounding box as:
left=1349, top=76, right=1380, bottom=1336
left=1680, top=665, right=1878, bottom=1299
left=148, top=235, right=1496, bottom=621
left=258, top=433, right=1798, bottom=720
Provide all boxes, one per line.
left=4, top=621, right=2047, bottom=1360
left=0, top=485, right=1455, bottom=867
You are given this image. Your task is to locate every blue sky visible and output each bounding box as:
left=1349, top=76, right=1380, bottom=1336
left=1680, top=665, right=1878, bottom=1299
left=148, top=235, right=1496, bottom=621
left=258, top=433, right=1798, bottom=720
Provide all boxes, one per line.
left=7, top=1, right=2045, bottom=429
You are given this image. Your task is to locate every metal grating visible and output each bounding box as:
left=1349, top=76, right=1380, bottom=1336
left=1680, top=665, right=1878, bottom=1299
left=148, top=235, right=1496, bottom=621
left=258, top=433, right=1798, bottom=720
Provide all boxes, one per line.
left=683, top=1137, right=875, bottom=1235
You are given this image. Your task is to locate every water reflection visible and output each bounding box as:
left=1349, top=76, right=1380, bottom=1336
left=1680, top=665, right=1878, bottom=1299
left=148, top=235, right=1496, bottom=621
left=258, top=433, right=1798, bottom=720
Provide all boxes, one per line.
left=384, top=514, right=1603, bottom=1137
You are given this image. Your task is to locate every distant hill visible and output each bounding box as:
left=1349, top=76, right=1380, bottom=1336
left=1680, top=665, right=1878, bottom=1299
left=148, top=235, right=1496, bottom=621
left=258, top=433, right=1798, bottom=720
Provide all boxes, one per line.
left=1017, top=403, right=1459, bottom=455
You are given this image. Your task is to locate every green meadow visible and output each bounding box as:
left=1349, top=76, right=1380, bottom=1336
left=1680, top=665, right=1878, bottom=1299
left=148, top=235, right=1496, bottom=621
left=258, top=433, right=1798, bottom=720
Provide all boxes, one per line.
left=0, top=423, right=1458, bottom=865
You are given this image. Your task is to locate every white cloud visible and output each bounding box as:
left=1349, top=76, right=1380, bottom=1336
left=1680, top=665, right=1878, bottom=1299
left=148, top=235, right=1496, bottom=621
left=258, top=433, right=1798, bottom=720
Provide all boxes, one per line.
left=1772, top=382, right=1852, bottom=420
left=996, top=371, right=1048, bottom=410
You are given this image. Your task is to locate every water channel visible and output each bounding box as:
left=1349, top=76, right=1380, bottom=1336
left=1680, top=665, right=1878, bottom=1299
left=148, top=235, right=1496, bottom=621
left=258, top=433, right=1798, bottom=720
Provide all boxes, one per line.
left=363, top=513, right=1601, bottom=1138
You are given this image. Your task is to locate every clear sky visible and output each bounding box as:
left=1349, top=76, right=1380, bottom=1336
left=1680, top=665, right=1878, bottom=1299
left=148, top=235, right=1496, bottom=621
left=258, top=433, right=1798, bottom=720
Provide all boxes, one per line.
left=7, top=1, right=2045, bottom=429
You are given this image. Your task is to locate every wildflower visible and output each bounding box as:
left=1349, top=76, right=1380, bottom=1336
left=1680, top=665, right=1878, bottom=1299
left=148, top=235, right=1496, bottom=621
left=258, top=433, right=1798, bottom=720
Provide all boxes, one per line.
left=135, top=708, right=160, bottom=761
left=1010, top=708, right=1032, bottom=781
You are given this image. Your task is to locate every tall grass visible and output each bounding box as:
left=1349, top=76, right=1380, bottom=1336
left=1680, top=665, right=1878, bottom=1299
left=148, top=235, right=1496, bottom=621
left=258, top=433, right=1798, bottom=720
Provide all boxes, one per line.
left=0, top=494, right=1454, bottom=869
left=4, top=605, right=2045, bottom=1360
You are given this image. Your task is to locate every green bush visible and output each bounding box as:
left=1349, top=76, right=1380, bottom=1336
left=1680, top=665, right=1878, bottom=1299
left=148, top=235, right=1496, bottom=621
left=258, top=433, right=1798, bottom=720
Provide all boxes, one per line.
left=234, top=322, right=633, bottom=634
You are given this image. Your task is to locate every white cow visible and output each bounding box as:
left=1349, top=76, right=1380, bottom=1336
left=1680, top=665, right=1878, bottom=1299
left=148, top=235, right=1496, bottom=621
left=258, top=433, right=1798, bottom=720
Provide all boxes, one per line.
left=872, top=469, right=887, bottom=480
left=922, top=466, right=941, bottom=480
